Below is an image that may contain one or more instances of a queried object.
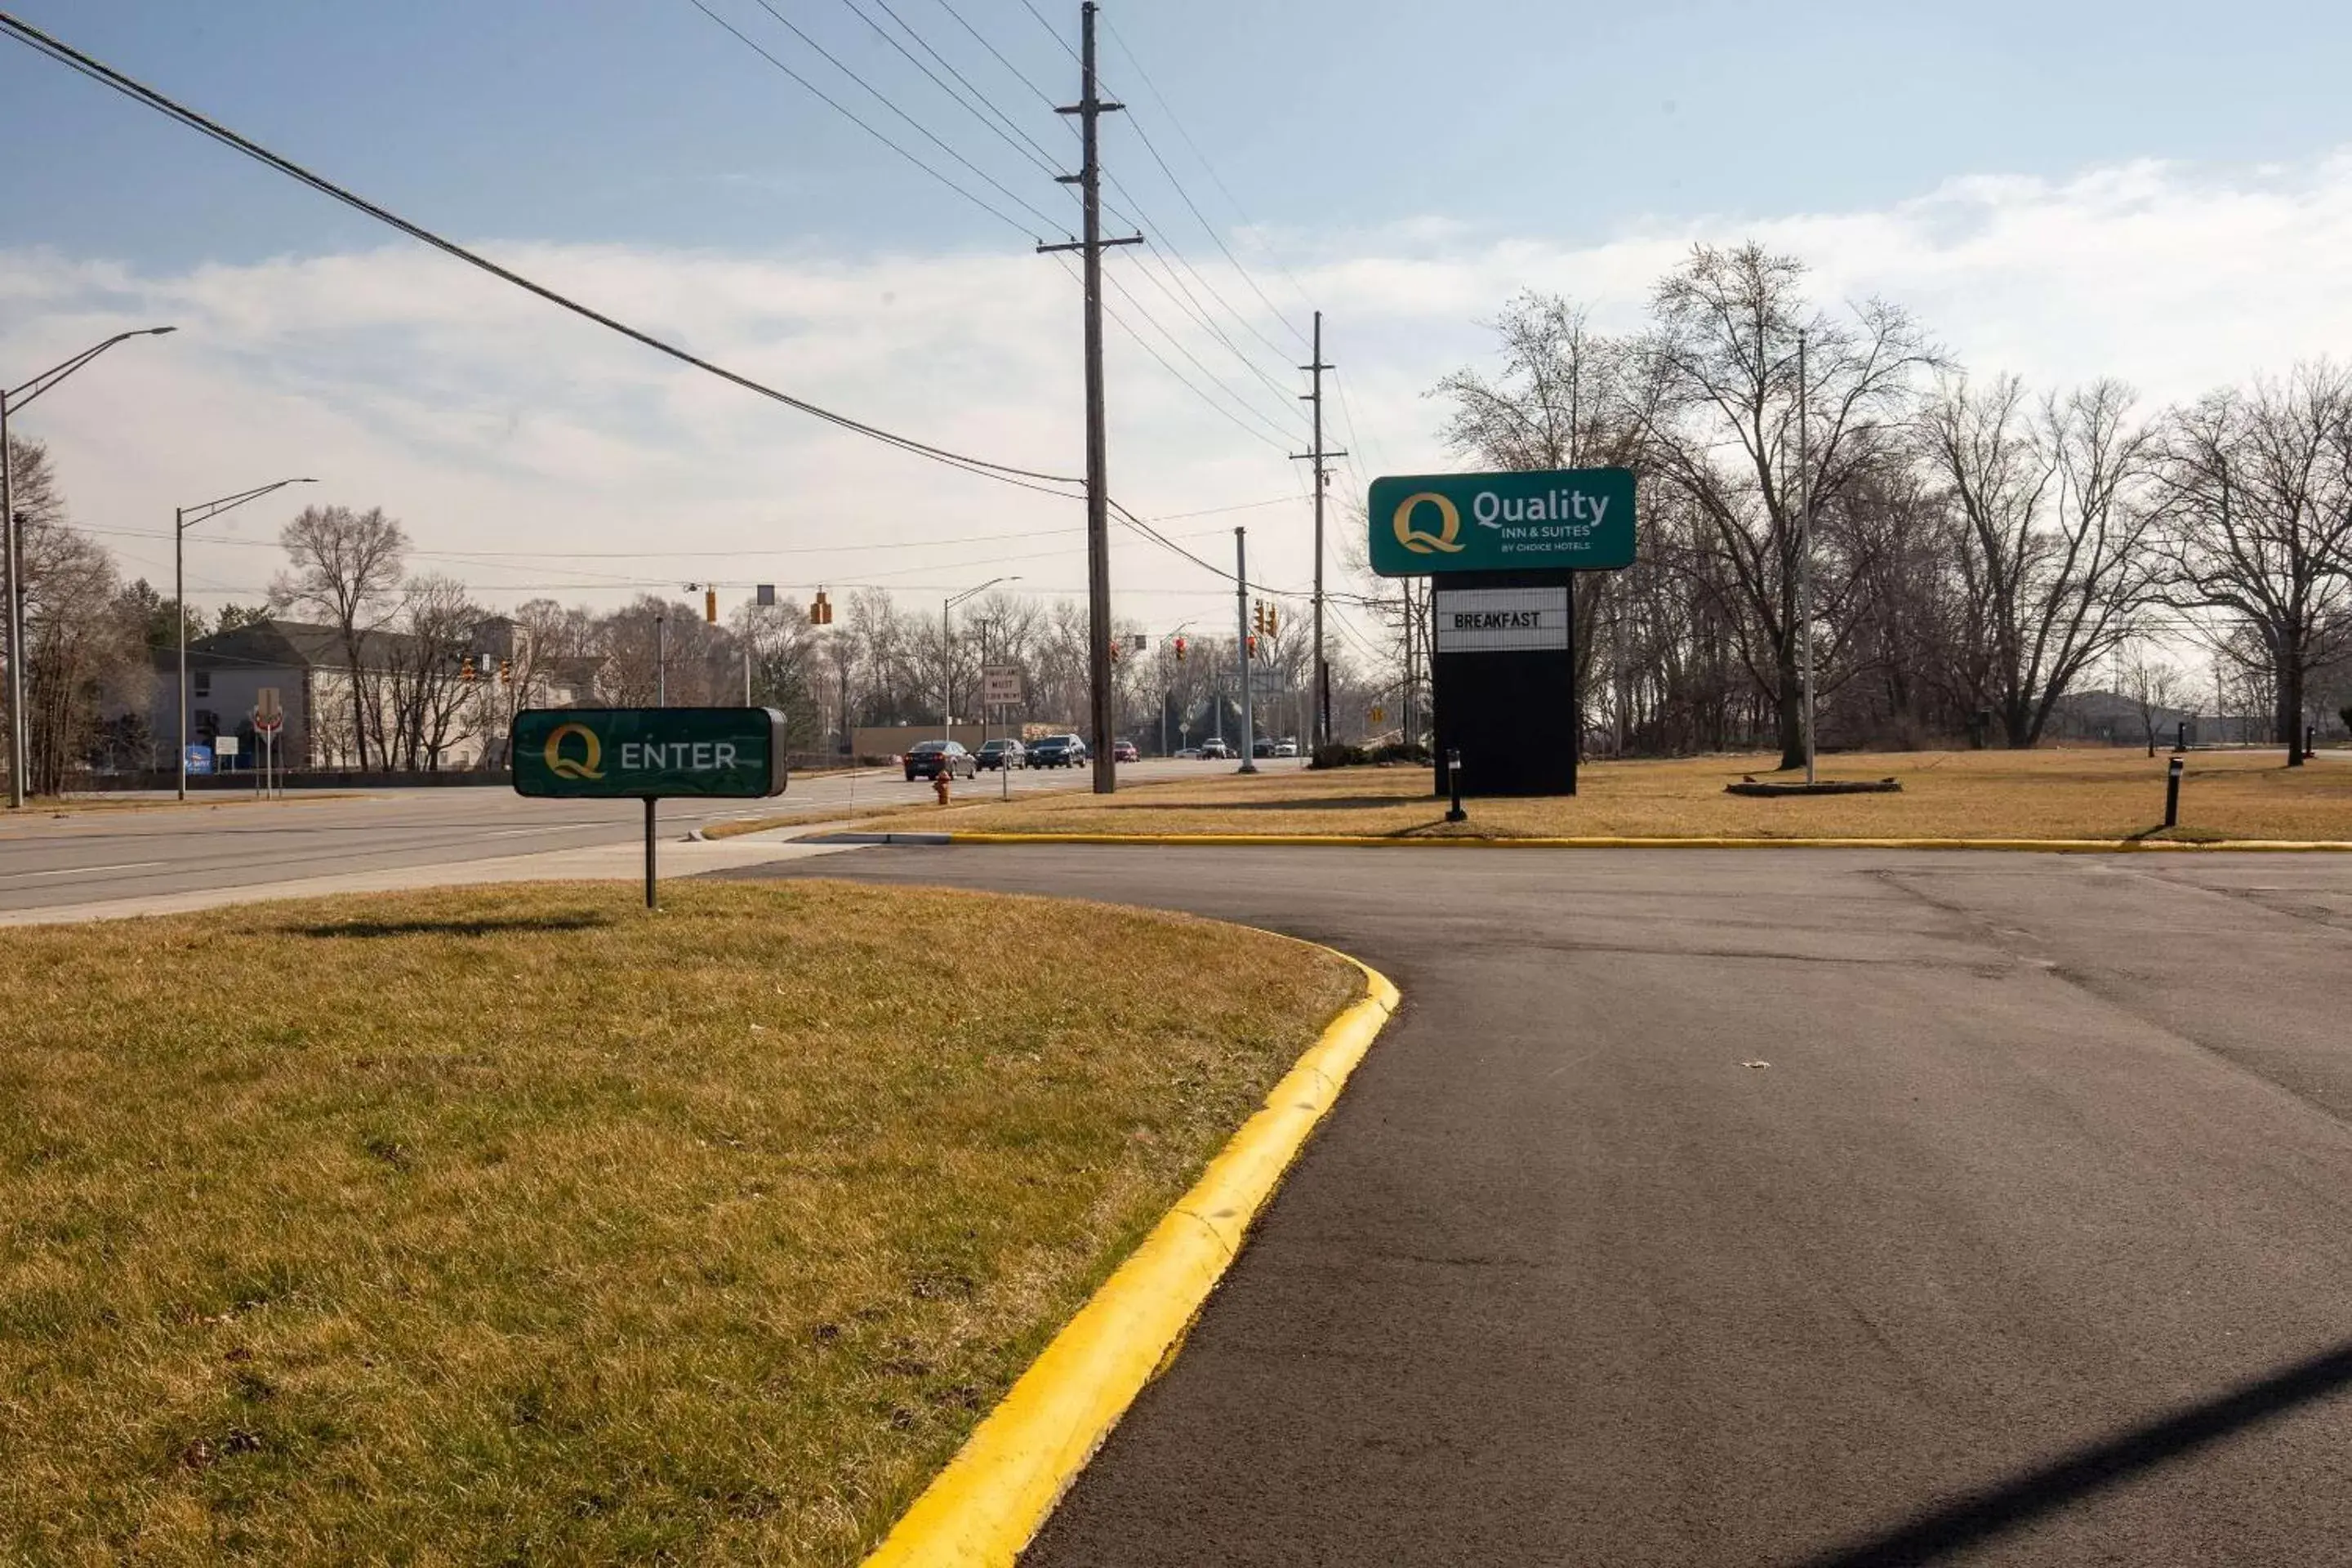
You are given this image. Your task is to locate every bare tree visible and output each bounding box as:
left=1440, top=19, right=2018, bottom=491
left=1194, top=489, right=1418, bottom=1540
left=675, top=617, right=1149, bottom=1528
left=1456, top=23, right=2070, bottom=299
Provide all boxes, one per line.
left=1918, top=376, right=2158, bottom=746
left=274, top=505, right=408, bottom=770
left=2151, top=363, right=2352, bottom=767
left=378, top=576, right=483, bottom=769
left=2121, top=647, right=2185, bottom=756
left=1624, top=243, right=1940, bottom=769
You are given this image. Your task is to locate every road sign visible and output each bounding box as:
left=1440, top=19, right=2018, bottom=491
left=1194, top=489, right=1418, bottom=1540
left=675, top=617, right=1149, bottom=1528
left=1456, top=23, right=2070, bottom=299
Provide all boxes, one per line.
left=1432, top=586, right=1572, bottom=652
left=1369, top=467, right=1635, bottom=576
left=184, top=744, right=213, bottom=776
left=982, top=665, right=1022, bottom=706
left=1249, top=665, right=1281, bottom=695
left=254, top=687, right=283, bottom=736
left=1370, top=706, right=1386, bottom=725
left=512, top=707, right=789, bottom=800
left=215, top=735, right=241, bottom=760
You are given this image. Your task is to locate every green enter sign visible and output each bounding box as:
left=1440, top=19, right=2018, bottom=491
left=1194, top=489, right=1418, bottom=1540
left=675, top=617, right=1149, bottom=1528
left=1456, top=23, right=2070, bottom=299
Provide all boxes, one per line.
left=512, top=708, right=788, bottom=799
left=1369, top=467, right=1635, bottom=576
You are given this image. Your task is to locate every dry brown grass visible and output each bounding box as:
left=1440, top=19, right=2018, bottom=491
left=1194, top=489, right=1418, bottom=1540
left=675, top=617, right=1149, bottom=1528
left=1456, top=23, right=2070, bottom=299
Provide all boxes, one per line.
left=0, top=880, right=1356, bottom=1565
left=852, top=747, right=2352, bottom=844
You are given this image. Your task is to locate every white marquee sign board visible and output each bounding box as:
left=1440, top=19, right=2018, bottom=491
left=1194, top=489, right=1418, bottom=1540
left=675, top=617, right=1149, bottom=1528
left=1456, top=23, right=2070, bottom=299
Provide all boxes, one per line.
left=1431, top=586, right=1571, bottom=653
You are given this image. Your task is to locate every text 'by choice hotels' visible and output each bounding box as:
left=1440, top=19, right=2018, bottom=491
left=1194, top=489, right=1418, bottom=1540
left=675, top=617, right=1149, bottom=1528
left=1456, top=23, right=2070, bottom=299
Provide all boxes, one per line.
left=1366, top=466, right=1636, bottom=577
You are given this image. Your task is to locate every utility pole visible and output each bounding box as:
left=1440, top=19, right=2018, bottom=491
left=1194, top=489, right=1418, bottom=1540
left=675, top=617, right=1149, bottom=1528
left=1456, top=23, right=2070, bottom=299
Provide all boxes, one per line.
left=1797, top=328, right=1816, bottom=785
left=655, top=611, right=666, bottom=707
left=1040, top=2, right=1141, bottom=795
left=1236, top=527, right=1258, bottom=774
left=1290, top=310, right=1345, bottom=750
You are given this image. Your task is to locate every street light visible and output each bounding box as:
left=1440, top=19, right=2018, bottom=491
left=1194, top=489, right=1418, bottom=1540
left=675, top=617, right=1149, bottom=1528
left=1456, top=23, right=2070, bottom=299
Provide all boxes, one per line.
left=5, top=325, right=175, bottom=808
left=175, top=477, right=318, bottom=799
left=943, top=576, right=1019, bottom=742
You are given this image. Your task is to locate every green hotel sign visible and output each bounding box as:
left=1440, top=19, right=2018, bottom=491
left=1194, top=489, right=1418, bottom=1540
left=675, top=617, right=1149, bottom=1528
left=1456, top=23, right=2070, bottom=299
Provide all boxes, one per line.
left=1369, top=467, right=1636, bottom=576
left=511, top=707, right=789, bottom=800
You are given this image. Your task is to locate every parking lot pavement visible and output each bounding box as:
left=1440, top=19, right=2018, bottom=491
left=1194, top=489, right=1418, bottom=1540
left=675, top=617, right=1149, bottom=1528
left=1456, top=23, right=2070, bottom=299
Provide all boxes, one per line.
left=730, top=845, right=2352, bottom=1566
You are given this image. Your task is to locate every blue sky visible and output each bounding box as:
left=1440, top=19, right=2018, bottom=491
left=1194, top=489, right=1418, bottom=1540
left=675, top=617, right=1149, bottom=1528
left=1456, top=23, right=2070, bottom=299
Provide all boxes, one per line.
left=5, top=1, right=2351, bottom=626
left=15, top=0, right=2352, bottom=263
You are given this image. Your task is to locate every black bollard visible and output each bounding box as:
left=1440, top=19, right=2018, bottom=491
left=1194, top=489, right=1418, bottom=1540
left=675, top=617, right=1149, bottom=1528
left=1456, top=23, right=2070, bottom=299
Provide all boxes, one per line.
left=2174, top=720, right=2188, bottom=754
left=2163, top=755, right=2183, bottom=829
left=2307, top=723, right=2319, bottom=760
left=1445, top=749, right=1467, bottom=823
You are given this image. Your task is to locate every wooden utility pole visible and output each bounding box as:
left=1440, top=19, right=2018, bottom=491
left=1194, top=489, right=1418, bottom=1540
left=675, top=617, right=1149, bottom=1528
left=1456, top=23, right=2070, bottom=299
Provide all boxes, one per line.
left=1040, top=2, right=1140, bottom=794
left=1290, top=310, right=1344, bottom=748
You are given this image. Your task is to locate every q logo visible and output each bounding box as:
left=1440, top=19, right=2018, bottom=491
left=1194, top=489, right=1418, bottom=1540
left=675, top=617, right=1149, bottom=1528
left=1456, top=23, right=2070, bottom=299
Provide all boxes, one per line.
left=543, top=722, right=604, bottom=781
left=1392, top=491, right=1463, bottom=555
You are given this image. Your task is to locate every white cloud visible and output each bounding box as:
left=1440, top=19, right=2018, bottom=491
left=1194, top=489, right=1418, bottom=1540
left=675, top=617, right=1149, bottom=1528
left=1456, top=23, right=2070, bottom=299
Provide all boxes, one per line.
left=7, top=146, right=2352, bottom=629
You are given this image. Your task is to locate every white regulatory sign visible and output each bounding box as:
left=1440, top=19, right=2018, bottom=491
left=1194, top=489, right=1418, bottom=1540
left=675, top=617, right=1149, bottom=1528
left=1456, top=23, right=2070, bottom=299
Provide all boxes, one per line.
left=1432, top=586, right=1570, bottom=653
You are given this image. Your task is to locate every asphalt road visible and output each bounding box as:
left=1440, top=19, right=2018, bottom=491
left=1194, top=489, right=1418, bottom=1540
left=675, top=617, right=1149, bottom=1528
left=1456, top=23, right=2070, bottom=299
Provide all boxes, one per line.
left=0, top=759, right=1212, bottom=913
left=730, top=844, right=2352, bottom=1566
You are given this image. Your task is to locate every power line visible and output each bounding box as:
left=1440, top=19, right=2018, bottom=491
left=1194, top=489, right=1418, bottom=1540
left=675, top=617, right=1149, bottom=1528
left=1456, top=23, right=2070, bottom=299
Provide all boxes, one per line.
left=1102, top=15, right=1318, bottom=343
left=1018, top=0, right=1080, bottom=64
left=853, top=0, right=1069, bottom=177
left=687, top=0, right=1040, bottom=239
left=0, top=8, right=1085, bottom=497
left=831, top=0, right=1067, bottom=190
left=932, top=0, right=1064, bottom=116
left=724, top=0, right=1069, bottom=235
left=1085, top=262, right=1299, bottom=450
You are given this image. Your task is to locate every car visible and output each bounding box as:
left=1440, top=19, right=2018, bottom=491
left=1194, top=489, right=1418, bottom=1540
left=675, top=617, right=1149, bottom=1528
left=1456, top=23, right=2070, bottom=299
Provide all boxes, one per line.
left=1197, top=737, right=1232, bottom=760
left=974, top=737, right=1026, bottom=771
left=1252, top=737, right=1276, bottom=759
left=1274, top=738, right=1300, bottom=758
left=1027, top=733, right=1089, bottom=768
left=903, top=739, right=977, bottom=782
left=1112, top=739, right=1139, bottom=763
left=1174, top=746, right=1203, bottom=760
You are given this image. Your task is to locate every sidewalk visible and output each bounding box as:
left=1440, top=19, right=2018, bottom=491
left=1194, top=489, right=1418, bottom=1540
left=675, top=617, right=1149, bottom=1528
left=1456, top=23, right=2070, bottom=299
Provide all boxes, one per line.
left=0, top=829, right=856, bottom=926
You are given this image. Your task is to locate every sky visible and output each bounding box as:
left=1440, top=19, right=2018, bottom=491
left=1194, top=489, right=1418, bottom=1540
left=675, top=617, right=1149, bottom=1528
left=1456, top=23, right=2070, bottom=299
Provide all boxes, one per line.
left=5, top=0, right=2352, bottom=653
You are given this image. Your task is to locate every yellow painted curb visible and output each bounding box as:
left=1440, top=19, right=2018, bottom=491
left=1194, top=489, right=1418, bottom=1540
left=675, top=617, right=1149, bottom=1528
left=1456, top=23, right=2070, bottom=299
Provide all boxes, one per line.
left=861, top=947, right=1401, bottom=1568
left=942, top=831, right=2352, bottom=853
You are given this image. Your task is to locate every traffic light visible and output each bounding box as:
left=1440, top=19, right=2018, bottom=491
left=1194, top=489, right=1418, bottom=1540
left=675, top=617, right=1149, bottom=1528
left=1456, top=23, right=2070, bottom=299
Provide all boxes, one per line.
left=1265, top=603, right=1278, bottom=637
left=1130, top=632, right=1147, bottom=653
left=497, top=657, right=512, bottom=687
left=460, top=655, right=476, bottom=684
left=704, top=587, right=718, bottom=624
left=1246, top=635, right=1258, bottom=658
left=1173, top=635, right=1187, bottom=662
left=1252, top=601, right=1266, bottom=636
left=1109, top=638, right=1122, bottom=662
left=810, top=590, right=834, bottom=626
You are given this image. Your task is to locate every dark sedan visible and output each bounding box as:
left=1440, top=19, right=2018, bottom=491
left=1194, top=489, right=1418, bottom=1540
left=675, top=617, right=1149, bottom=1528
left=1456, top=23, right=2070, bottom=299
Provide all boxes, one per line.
left=904, top=740, right=978, bottom=781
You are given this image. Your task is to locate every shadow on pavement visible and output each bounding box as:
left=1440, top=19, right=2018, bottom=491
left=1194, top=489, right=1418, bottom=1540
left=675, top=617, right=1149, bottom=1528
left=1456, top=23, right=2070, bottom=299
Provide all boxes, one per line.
left=286, top=912, right=612, bottom=939
left=1791, top=1339, right=2352, bottom=1566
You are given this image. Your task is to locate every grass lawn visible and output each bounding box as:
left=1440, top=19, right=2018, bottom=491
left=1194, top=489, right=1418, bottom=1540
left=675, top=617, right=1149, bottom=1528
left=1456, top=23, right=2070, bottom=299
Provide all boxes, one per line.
left=0, top=881, right=1357, bottom=1565
left=851, top=747, right=2352, bottom=843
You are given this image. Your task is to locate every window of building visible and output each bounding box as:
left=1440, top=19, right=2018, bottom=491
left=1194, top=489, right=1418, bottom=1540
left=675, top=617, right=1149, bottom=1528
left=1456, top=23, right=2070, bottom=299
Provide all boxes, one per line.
left=193, top=669, right=212, bottom=698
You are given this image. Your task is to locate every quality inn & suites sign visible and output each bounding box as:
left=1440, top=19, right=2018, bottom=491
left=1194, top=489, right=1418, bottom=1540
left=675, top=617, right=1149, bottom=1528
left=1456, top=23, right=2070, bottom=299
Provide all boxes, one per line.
left=1369, top=467, right=1635, bottom=576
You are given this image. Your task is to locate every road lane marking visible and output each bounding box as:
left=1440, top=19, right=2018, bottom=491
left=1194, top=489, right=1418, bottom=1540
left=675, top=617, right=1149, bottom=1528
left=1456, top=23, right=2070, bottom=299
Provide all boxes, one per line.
left=11, top=860, right=168, bottom=880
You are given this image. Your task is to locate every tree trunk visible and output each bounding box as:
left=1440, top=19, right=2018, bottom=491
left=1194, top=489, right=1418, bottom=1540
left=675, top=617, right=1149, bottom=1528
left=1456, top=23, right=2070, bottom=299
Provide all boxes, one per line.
left=1775, top=648, right=1806, bottom=771
left=2280, top=657, right=2305, bottom=768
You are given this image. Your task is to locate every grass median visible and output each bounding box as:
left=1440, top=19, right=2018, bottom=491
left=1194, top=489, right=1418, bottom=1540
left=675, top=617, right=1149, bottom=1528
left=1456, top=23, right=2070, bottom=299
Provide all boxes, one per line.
left=850, top=747, right=2352, bottom=844
left=0, top=880, right=1358, bottom=1566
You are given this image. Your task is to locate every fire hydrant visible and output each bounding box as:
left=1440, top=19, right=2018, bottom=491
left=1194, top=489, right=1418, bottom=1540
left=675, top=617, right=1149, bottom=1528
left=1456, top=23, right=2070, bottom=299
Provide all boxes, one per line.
left=933, top=768, right=952, bottom=806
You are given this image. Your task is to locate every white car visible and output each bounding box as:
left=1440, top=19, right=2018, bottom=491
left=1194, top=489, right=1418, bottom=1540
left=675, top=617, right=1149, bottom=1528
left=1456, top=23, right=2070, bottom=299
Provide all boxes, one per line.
left=1198, top=738, right=1232, bottom=760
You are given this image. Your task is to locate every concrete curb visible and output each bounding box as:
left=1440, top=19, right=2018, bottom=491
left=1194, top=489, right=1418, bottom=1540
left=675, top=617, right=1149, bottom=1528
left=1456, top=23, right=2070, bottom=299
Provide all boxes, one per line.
left=860, top=947, right=1401, bottom=1568
left=934, top=831, right=2352, bottom=853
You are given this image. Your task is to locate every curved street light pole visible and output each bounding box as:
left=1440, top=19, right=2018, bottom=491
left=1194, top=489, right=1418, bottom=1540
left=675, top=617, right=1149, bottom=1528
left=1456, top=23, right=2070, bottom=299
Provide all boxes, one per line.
left=176, top=478, right=318, bottom=799
left=942, top=576, right=1019, bottom=743
left=5, top=326, right=175, bottom=808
